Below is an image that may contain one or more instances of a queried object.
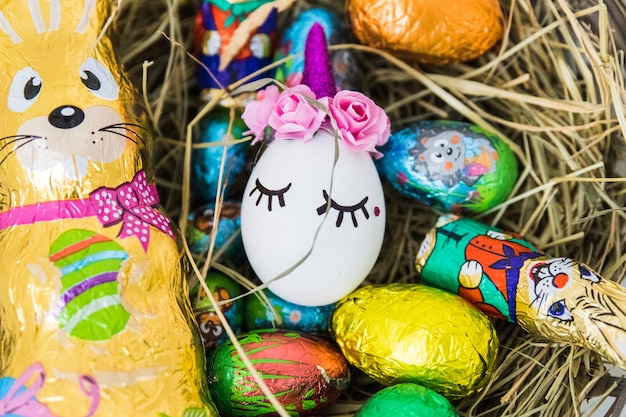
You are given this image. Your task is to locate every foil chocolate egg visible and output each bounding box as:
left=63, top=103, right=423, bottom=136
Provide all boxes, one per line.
left=191, top=107, right=251, bottom=206
left=207, top=329, right=350, bottom=416
left=245, top=289, right=335, bottom=334
left=356, top=383, right=459, bottom=417
left=331, top=284, right=498, bottom=399
left=376, top=120, right=517, bottom=213
left=186, top=201, right=244, bottom=263
left=347, top=0, right=504, bottom=65
left=190, top=271, right=245, bottom=351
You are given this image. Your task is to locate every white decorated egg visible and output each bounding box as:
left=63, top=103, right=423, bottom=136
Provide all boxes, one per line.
left=240, top=130, right=386, bottom=306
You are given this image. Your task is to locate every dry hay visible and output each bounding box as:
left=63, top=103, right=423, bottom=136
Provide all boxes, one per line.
left=111, top=0, right=626, bottom=415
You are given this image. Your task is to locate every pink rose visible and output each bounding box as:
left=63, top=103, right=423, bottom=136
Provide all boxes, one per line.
left=241, top=85, right=280, bottom=143
left=267, top=84, right=327, bottom=142
left=329, top=91, right=391, bottom=158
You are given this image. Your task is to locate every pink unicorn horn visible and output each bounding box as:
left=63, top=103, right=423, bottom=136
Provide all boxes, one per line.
left=302, top=22, right=337, bottom=98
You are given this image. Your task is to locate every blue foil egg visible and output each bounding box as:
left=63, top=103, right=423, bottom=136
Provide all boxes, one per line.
left=186, top=201, right=243, bottom=263
left=274, top=7, right=358, bottom=91
left=376, top=120, right=518, bottom=213
left=245, top=289, right=335, bottom=334
left=190, top=271, right=246, bottom=351
left=191, top=107, right=250, bottom=205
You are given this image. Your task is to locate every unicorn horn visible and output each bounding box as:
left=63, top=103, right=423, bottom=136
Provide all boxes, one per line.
left=302, top=22, right=336, bottom=98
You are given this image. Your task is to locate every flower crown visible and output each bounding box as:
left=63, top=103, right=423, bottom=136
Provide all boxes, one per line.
left=241, top=23, right=390, bottom=159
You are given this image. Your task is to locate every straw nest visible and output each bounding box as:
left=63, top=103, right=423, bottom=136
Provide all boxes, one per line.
left=111, top=0, right=626, bottom=415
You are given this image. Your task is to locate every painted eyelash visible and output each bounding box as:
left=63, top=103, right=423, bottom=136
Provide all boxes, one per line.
left=249, top=178, right=292, bottom=211
left=316, top=190, right=369, bottom=227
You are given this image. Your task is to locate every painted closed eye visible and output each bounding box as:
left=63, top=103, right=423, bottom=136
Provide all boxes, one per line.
left=79, top=58, right=119, bottom=100
left=8, top=67, right=42, bottom=112
left=316, top=190, right=369, bottom=228
left=547, top=299, right=573, bottom=322
left=249, top=178, right=292, bottom=211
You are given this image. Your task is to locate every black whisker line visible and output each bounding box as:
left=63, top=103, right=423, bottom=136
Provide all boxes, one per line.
left=0, top=135, right=43, bottom=153
left=0, top=134, right=41, bottom=142
left=590, top=317, right=626, bottom=331
left=100, top=123, right=146, bottom=143
left=0, top=138, right=37, bottom=166
left=103, top=122, right=148, bottom=132
left=100, top=129, right=138, bottom=145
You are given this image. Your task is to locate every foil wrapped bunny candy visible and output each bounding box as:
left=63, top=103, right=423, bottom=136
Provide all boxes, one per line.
left=0, top=1, right=215, bottom=416
left=417, top=214, right=626, bottom=369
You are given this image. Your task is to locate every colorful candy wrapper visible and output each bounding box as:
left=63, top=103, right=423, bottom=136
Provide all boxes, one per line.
left=416, top=214, right=626, bottom=369
left=0, top=1, right=215, bottom=416
left=194, top=0, right=278, bottom=101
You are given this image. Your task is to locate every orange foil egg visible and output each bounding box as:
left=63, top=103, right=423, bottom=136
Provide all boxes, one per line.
left=347, top=0, right=504, bottom=65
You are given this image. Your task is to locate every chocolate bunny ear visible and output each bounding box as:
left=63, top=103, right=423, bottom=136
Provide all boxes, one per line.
left=301, top=22, right=336, bottom=99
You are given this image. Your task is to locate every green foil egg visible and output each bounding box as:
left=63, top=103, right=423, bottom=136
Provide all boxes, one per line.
left=189, top=271, right=245, bottom=350
left=356, top=384, right=459, bottom=417
left=331, top=284, right=498, bottom=399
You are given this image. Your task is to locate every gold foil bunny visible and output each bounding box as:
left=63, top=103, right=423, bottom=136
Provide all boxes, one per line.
left=0, top=1, right=215, bottom=416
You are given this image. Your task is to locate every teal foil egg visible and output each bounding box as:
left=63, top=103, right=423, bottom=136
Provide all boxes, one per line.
left=376, top=120, right=517, bottom=213
left=186, top=201, right=244, bottom=263
left=245, top=289, right=334, bottom=334
left=190, top=271, right=245, bottom=350
left=356, top=384, right=459, bottom=417
left=191, top=106, right=250, bottom=205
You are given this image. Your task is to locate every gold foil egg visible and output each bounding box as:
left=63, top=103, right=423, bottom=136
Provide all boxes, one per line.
left=331, top=284, right=499, bottom=399
left=347, top=0, right=504, bottom=65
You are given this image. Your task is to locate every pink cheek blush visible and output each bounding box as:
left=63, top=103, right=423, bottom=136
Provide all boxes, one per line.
left=374, top=206, right=381, bottom=217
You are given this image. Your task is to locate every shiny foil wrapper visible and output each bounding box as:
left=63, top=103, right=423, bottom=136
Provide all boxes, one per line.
left=417, top=214, right=626, bottom=370
left=356, top=383, right=459, bottom=417
left=347, top=0, right=504, bottom=65
left=190, top=271, right=245, bottom=351
left=245, top=288, right=335, bottom=334
left=0, top=1, right=214, bottom=416
left=376, top=120, right=518, bottom=213
left=208, top=329, right=350, bottom=416
left=186, top=201, right=244, bottom=263
left=331, top=284, right=498, bottom=399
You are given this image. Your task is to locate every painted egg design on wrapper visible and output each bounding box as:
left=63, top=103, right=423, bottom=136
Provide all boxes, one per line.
left=51, top=229, right=130, bottom=341
left=207, top=329, right=350, bottom=417
left=377, top=120, right=517, bottom=213
left=245, top=288, right=335, bottom=334
left=240, top=24, right=389, bottom=307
